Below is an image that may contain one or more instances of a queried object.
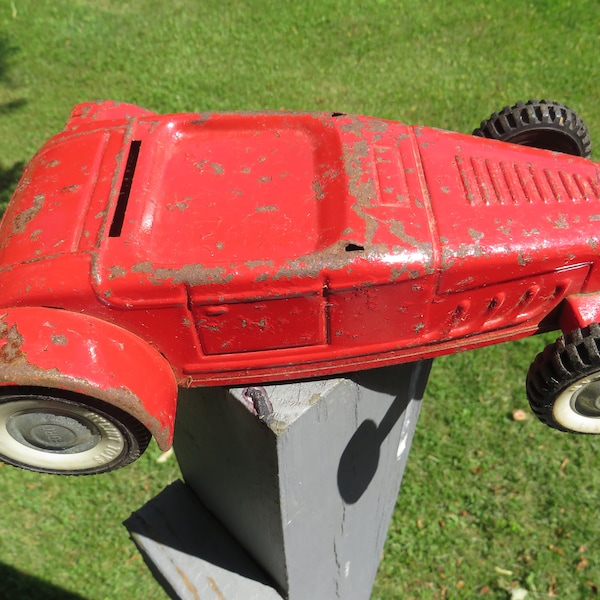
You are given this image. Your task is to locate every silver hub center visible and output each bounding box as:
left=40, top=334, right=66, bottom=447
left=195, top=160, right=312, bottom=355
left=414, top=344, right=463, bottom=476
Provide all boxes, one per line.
left=7, top=410, right=100, bottom=454
left=572, top=380, right=600, bottom=418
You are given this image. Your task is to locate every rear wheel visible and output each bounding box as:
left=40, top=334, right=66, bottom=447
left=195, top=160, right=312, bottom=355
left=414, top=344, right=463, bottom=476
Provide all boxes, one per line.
left=527, top=325, right=600, bottom=433
left=473, top=99, right=592, bottom=158
left=0, top=390, right=151, bottom=474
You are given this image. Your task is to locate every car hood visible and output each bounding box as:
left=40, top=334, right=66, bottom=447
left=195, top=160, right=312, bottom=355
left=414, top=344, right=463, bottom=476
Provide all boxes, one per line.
left=0, top=126, right=126, bottom=268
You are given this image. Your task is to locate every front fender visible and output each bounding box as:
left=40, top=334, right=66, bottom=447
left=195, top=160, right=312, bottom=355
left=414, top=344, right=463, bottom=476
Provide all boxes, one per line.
left=0, top=307, right=178, bottom=449
left=560, top=293, right=600, bottom=334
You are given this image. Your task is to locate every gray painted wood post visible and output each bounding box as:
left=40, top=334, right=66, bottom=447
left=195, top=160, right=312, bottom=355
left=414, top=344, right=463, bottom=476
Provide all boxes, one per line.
left=125, top=361, right=431, bottom=600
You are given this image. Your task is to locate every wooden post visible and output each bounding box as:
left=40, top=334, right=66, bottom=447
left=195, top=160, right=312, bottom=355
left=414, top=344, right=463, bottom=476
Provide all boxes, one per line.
left=125, top=361, right=431, bottom=599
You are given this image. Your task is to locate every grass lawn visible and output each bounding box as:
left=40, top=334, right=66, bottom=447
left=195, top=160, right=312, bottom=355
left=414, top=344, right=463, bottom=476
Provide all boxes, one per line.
left=0, top=1, right=600, bottom=598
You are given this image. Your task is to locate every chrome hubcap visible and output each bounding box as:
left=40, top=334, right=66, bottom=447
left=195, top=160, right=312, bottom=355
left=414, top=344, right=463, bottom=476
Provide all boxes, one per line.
left=6, top=409, right=100, bottom=454
left=571, top=379, right=600, bottom=418
left=0, top=398, right=126, bottom=472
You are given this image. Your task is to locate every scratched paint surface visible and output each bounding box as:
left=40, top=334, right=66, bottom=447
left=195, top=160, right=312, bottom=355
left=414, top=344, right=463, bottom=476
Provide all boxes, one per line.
left=0, top=307, right=177, bottom=448
left=0, top=100, right=599, bottom=394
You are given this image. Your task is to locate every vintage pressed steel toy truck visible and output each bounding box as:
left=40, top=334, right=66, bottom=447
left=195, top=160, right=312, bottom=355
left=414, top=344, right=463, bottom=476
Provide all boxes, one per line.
left=1, top=99, right=599, bottom=474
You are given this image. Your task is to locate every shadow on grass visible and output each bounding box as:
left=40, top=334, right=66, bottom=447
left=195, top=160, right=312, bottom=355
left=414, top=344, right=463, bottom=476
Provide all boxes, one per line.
left=0, top=31, right=26, bottom=112
left=0, top=562, right=87, bottom=600
left=0, top=33, right=18, bottom=82
left=0, top=31, right=27, bottom=213
left=0, top=29, right=26, bottom=101
left=0, top=160, right=25, bottom=211
left=125, top=481, right=282, bottom=599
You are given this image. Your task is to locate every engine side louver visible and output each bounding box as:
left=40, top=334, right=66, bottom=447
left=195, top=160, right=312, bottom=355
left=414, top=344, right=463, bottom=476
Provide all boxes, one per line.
left=455, top=154, right=600, bottom=206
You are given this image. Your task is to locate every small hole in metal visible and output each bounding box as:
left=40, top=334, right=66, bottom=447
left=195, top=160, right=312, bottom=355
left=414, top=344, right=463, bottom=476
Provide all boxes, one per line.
left=345, top=243, right=365, bottom=252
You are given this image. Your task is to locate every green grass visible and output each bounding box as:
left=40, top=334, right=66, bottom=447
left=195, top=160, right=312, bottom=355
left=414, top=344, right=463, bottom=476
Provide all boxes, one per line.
left=0, top=0, right=600, bottom=598
left=0, top=442, right=181, bottom=599
left=375, top=339, right=600, bottom=599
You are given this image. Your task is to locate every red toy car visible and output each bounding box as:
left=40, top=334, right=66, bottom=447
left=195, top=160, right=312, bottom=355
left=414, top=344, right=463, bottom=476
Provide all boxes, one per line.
left=0, top=99, right=599, bottom=474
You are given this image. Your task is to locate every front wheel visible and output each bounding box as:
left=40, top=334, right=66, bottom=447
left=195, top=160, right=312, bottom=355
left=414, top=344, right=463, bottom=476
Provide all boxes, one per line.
left=473, top=99, right=592, bottom=158
left=0, top=389, right=151, bottom=474
left=527, top=325, right=600, bottom=433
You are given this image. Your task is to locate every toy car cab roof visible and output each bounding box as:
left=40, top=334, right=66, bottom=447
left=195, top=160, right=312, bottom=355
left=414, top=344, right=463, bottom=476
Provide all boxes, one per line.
left=117, top=112, right=347, bottom=263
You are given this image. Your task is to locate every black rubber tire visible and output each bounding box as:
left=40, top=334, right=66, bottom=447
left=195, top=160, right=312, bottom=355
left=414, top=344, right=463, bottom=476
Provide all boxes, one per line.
left=473, top=99, right=592, bottom=158
left=0, top=388, right=151, bottom=475
left=526, top=324, right=600, bottom=434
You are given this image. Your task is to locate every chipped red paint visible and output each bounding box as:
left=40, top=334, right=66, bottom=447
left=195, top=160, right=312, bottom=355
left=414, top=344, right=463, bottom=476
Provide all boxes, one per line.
left=1, top=100, right=600, bottom=441
left=0, top=308, right=177, bottom=449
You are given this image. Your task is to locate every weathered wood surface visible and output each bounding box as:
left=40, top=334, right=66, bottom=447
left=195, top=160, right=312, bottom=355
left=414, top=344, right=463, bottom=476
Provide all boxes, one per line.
left=171, top=361, right=432, bottom=599
left=125, top=480, right=283, bottom=600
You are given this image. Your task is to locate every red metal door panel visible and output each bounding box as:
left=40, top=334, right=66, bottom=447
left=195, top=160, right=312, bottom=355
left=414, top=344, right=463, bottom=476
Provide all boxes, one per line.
left=191, top=294, right=326, bottom=355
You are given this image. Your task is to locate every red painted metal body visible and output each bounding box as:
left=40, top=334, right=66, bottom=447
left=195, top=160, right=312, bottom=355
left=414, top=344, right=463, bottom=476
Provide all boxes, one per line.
left=1, top=100, right=600, bottom=445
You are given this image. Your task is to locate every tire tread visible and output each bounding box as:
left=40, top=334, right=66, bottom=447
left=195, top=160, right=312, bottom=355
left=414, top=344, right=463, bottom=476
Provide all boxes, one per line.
left=527, top=325, right=600, bottom=432
left=473, top=99, right=592, bottom=158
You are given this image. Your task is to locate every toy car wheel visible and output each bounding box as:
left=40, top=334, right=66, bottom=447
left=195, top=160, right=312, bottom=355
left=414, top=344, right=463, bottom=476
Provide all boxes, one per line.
left=526, top=324, right=600, bottom=433
left=0, top=390, right=151, bottom=474
left=473, top=99, right=592, bottom=158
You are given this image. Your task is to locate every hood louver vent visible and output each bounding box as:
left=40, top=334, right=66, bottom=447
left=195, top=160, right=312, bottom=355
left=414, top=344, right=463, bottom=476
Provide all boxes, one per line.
left=456, top=154, right=600, bottom=206
left=109, top=140, right=141, bottom=237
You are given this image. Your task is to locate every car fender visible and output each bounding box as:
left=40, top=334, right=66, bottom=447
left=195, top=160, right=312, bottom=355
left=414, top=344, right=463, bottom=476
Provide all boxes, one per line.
left=559, top=293, right=600, bottom=333
left=0, top=307, right=178, bottom=450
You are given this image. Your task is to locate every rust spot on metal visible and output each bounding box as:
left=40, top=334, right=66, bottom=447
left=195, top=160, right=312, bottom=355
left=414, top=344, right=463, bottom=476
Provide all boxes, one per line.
left=551, top=214, right=569, bottom=229
left=0, top=322, right=25, bottom=363
left=390, top=266, right=408, bottom=281
left=109, top=265, right=127, bottom=279
left=131, top=261, right=153, bottom=273
left=312, top=179, right=325, bottom=200
left=167, top=201, right=189, bottom=212
left=13, top=194, right=44, bottom=234
left=188, top=116, right=210, bottom=126
left=387, top=220, right=434, bottom=257
left=50, top=334, right=68, bottom=346
left=468, top=228, right=484, bottom=241
left=244, top=259, right=275, bottom=269
left=132, top=261, right=234, bottom=286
